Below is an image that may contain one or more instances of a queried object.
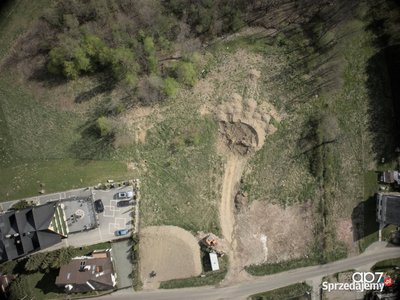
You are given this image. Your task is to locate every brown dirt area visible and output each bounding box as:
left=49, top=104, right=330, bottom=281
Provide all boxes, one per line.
left=139, top=226, right=202, bottom=290
left=335, top=219, right=358, bottom=255
left=236, top=200, right=314, bottom=266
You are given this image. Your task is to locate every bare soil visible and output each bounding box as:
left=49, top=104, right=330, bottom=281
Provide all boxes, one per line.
left=139, top=226, right=202, bottom=290
left=236, top=200, right=314, bottom=266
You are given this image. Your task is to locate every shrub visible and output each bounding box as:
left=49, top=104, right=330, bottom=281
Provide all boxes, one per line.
left=13, top=200, right=29, bottom=210
left=172, top=62, right=198, bottom=86
left=96, top=116, right=114, bottom=137
left=163, top=77, right=180, bottom=97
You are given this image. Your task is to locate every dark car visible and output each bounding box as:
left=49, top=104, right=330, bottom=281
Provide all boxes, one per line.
left=117, top=200, right=131, bottom=207
left=94, top=199, right=104, bottom=213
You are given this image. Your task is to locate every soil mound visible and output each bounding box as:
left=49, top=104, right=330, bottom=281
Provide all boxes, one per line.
left=216, top=92, right=280, bottom=156
left=234, top=190, right=248, bottom=212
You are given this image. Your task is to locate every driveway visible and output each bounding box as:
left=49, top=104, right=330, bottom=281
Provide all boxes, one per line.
left=112, top=240, right=133, bottom=288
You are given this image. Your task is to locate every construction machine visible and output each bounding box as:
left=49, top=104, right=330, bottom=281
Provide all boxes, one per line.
left=204, top=235, right=224, bottom=256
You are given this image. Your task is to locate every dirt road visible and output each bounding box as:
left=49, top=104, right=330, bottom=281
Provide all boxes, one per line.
left=219, top=155, right=251, bottom=285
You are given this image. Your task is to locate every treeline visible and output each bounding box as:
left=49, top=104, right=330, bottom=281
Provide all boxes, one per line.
left=38, top=0, right=266, bottom=93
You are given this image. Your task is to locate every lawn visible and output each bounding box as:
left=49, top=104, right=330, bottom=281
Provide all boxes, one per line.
left=249, top=282, right=312, bottom=300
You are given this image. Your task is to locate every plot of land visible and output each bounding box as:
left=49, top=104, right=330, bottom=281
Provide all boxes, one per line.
left=237, top=200, right=314, bottom=266
left=139, top=226, right=202, bottom=290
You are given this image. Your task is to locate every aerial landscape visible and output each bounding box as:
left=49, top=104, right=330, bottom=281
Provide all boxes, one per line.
left=0, top=0, right=399, bottom=299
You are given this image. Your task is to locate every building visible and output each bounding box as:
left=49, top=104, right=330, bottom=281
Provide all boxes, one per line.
left=0, top=202, right=68, bottom=261
left=209, top=252, right=220, bottom=271
left=380, top=171, right=399, bottom=184
left=376, top=193, right=400, bottom=226
left=55, top=249, right=116, bottom=293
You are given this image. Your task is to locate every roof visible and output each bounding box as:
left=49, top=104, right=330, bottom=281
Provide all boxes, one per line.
left=383, top=171, right=395, bottom=183
left=0, top=202, right=64, bottom=260
left=209, top=253, right=219, bottom=271
left=55, top=250, right=115, bottom=293
left=377, top=193, right=400, bottom=226
left=385, top=196, right=400, bottom=225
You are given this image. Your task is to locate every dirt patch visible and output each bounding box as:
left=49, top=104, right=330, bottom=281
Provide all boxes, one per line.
left=335, top=219, right=358, bottom=255
left=139, top=226, right=202, bottom=290
left=236, top=200, right=314, bottom=266
left=216, top=92, right=279, bottom=157
left=234, top=190, right=248, bottom=212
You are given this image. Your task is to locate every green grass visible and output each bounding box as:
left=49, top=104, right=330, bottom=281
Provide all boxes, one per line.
left=249, top=282, right=312, bottom=300
left=382, top=225, right=399, bottom=243
left=159, top=250, right=229, bottom=289
left=0, top=158, right=136, bottom=201
left=139, top=115, right=221, bottom=235
left=372, top=257, right=400, bottom=271
left=245, top=257, right=322, bottom=276
left=0, top=0, right=52, bottom=60
left=73, top=241, right=112, bottom=256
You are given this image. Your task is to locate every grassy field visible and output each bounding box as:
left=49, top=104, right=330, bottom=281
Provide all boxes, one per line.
left=0, top=0, right=52, bottom=59
left=249, top=282, right=312, bottom=300
left=159, top=250, right=228, bottom=289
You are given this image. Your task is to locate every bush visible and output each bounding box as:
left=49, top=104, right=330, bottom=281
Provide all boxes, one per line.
left=13, top=200, right=29, bottom=210
left=172, top=62, right=198, bottom=86
left=9, top=275, right=32, bottom=300
left=96, top=116, right=114, bottom=137
left=163, top=77, right=180, bottom=97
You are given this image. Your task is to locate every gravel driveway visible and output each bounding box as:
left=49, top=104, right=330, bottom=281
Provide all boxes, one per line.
left=112, top=240, right=133, bottom=288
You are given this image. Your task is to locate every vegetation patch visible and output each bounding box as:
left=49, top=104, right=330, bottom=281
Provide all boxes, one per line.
left=249, top=282, right=312, bottom=300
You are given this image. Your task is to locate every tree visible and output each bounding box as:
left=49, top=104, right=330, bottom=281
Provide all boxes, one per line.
left=147, top=55, right=158, bottom=74
left=25, top=252, right=48, bottom=272
left=172, top=62, right=198, bottom=86
left=163, top=77, right=179, bottom=96
left=143, top=37, right=155, bottom=56
left=9, top=275, right=32, bottom=300
left=13, top=200, right=28, bottom=210
left=96, top=116, right=114, bottom=137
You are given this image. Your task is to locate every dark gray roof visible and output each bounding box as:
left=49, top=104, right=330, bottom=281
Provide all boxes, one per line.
left=0, top=202, right=64, bottom=261
left=385, top=196, right=400, bottom=225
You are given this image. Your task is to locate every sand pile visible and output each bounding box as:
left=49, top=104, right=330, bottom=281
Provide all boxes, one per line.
left=216, top=92, right=280, bottom=156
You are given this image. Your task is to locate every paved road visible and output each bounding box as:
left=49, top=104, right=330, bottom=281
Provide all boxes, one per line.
left=101, top=245, right=400, bottom=300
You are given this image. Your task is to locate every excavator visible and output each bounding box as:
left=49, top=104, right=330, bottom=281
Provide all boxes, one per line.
left=204, top=235, right=224, bottom=256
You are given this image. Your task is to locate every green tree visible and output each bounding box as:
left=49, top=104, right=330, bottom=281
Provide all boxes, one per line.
left=143, top=37, right=155, bottom=56
left=147, top=55, right=158, bottom=74
left=163, top=77, right=179, bottom=96
left=63, top=60, right=80, bottom=79
left=96, top=116, right=114, bottom=137
left=13, top=200, right=29, bottom=210
left=73, top=46, right=91, bottom=72
left=172, top=62, right=197, bottom=86
left=0, top=260, right=17, bottom=274
left=47, top=47, right=66, bottom=74
left=9, top=275, right=32, bottom=300
left=25, top=252, right=48, bottom=272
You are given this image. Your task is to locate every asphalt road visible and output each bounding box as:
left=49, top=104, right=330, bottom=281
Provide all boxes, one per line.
left=102, top=245, right=400, bottom=300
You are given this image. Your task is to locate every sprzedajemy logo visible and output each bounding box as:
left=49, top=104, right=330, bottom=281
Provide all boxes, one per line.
left=322, top=272, right=394, bottom=293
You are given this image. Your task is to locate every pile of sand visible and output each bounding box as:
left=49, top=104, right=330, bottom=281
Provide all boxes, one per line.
left=215, top=92, right=280, bottom=156
left=139, top=226, right=202, bottom=289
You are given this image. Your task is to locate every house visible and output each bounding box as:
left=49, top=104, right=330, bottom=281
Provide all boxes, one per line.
left=209, top=252, right=219, bottom=271
left=376, top=193, right=400, bottom=226
left=55, top=249, right=116, bottom=293
left=0, top=202, right=68, bottom=261
left=380, top=171, right=399, bottom=184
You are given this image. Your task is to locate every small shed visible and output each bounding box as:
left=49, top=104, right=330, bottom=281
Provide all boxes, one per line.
left=209, top=252, right=219, bottom=271
left=380, top=171, right=399, bottom=184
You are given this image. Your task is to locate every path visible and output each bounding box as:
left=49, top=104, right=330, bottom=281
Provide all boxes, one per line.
left=101, top=245, right=400, bottom=300
left=219, top=155, right=251, bottom=285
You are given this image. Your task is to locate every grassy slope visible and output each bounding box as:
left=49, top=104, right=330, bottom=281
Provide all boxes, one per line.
left=249, top=282, right=312, bottom=300
left=0, top=0, right=52, bottom=60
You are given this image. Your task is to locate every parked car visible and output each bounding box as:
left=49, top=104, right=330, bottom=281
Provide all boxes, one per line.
left=117, top=200, right=131, bottom=207
left=115, top=229, right=129, bottom=236
left=94, top=199, right=104, bottom=213
left=118, top=191, right=133, bottom=199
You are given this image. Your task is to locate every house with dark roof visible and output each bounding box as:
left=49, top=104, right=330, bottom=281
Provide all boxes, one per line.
left=376, top=193, right=400, bottom=226
left=55, top=249, right=116, bottom=293
left=380, top=171, right=399, bottom=184
left=0, top=202, right=68, bottom=261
